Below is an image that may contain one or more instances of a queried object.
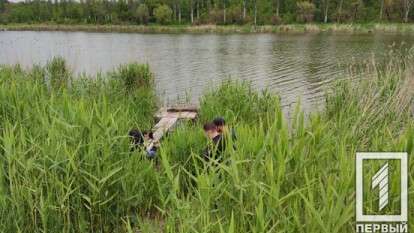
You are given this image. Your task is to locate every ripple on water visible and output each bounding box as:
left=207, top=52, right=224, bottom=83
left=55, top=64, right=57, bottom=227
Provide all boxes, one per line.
left=0, top=31, right=412, bottom=114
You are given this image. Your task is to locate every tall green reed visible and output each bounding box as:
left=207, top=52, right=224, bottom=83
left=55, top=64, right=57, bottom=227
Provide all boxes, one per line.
left=0, top=59, right=161, bottom=233
left=157, top=54, right=413, bottom=232
left=0, top=51, right=413, bottom=233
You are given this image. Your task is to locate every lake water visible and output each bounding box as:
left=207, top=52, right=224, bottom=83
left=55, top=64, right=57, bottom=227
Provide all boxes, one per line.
left=1, top=31, right=413, bottom=113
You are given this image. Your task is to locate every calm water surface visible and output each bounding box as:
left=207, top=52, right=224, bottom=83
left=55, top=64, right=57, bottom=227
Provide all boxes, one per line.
left=1, top=31, right=413, bottom=113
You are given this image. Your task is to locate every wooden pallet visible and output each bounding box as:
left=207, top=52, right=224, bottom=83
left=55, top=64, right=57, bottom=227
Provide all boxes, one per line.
left=154, top=104, right=198, bottom=119
left=147, top=105, right=198, bottom=150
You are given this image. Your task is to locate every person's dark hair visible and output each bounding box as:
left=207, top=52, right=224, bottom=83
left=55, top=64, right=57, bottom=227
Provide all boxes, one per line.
left=203, top=122, right=217, bottom=131
left=129, top=128, right=144, bottom=145
left=143, top=130, right=154, bottom=140
left=213, top=117, right=226, bottom=127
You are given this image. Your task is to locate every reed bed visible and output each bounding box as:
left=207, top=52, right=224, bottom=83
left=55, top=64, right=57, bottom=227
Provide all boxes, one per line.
left=2, top=23, right=414, bottom=34
left=0, top=59, right=158, bottom=232
left=157, top=54, right=414, bottom=232
left=0, top=52, right=413, bottom=233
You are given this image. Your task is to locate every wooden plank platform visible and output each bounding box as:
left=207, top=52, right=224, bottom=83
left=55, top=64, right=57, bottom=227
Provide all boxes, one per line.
left=154, top=104, right=198, bottom=119
left=151, top=117, right=179, bottom=142
left=146, top=105, right=198, bottom=151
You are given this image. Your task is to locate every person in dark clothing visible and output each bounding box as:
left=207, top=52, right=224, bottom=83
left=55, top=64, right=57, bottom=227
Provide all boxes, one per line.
left=129, top=128, right=144, bottom=151
left=213, top=117, right=226, bottom=134
left=213, top=117, right=237, bottom=141
left=129, top=129, right=157, bottom=159
left=143, top=130, right=157, bottom=159
left=213, top=117, right=237, bottom=150
left=202, top=122, right=226, bottom=162
left=144, top=131, right=153, bottom=140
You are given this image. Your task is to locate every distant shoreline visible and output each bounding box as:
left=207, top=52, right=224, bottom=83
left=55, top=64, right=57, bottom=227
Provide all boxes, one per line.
left=1, top=23, right=414, bottom=34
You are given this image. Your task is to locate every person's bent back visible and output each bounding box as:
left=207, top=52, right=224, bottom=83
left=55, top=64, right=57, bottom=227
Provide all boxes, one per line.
left=202, top=122, right=226, bottom=162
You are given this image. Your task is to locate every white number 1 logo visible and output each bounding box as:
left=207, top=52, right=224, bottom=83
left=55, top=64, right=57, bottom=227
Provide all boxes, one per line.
left=372, top=162, right=389, bottom=211
left=356, top=153, right=407, bottom=222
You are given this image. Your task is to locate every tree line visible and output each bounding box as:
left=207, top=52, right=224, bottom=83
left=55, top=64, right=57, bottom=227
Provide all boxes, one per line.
left=0, top=0, right=413, bottom=25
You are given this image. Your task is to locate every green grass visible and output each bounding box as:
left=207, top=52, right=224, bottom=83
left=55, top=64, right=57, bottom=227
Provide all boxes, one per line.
left=156, top=52, right=413, bottom=232
left=2, top=23, right=414, bottom=34
left=0, top=52, right=413, bottom=232
left=0, top=58, right=159, bottom=232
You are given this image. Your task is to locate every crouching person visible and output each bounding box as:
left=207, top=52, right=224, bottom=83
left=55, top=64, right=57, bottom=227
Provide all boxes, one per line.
left=129, top=129, right=158, bottom=159
left=202, top=122, right=226, bottom=163
left=143, top=130, right=158, bottom=159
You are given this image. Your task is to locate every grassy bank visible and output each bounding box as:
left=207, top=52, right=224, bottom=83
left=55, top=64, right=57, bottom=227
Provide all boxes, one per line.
left=0, top=52, right=413, bottom=232
left=1, top=23, right=414, bottom=34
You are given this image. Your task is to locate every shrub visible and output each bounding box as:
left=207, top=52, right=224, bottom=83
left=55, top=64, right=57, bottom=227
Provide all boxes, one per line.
left=199, top=80, right=280, bottom=125
left=242, top=14, right=252, bottom=24
left=271, top=15, right=282, bottom=25
left=208, top=8, right=224, bottom=24
left=135, top=4, right=149, bottom=24
left=296, top=1, right=316, bottom=23
left=29, top=64, right=46, bottom=84
left=227, top=6, right=243, bottom=24
left=332, top=10, right=350, bottom=23
left=0, top=14, right=8, bottom=24
left=111, top=63, right=154, bottom=92
left=45, top=57, right=71, bottom=89
left=154, top=4, right=172, bottom=25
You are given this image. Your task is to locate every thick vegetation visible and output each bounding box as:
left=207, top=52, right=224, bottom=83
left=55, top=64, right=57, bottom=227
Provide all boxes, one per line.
left=0, top=59, right=158, bottom=232
left=0, top=53, right=413, bottom=232
left=0, top=0, right=413, bottom=25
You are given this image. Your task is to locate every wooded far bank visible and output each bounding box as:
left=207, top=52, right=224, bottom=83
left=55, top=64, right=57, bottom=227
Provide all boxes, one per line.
left=0, top=0, right=413, bottom=26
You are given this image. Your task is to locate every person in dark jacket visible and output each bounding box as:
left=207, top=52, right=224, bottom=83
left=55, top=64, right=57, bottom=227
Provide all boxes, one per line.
left=202, top=122, right=226, bottom=162
left=213, top=117, right=236, bottom=151
left=129, top=129, right=157, bottom=159
left=129, top=128, right=144, bottom=151
left=213, top=117, right=237, bottom=141
left=143, top=130, right=157, bottom=159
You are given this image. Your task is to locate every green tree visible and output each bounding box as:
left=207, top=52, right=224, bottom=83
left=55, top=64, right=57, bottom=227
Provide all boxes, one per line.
left=403, top=0, right=413, bottom=22
left=136, top=4, right=149, bottom=24
left=0, top=0, right=413, bottom=25
left=321, top=0, right=330, bottom=23
left=154, top=4, right=172, bottom=24
left=0, top=0, right=5, bottom=13
left=296, top=1, right=315, bottom=22
left=350, top=0, right=363, bottom=21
